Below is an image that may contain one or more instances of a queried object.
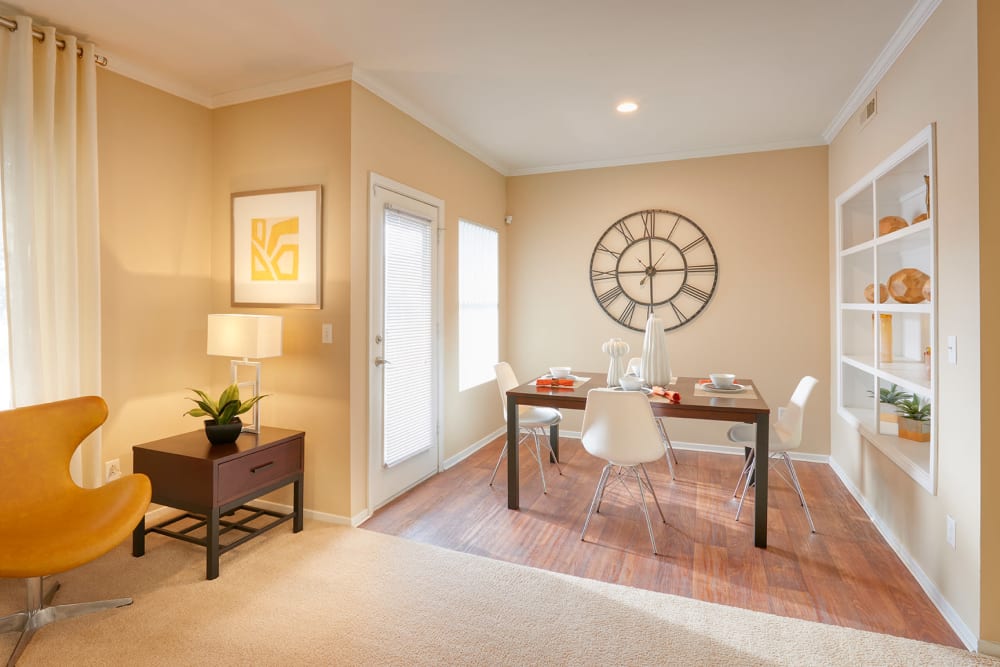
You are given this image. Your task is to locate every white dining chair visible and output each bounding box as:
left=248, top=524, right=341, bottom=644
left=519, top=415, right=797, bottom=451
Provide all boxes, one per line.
left=490, top=362, right=563, bottom=494
left=627, top=356, right=678, bottom=479
left=579, top=388, right=667, bottom=554
left=728, top=375, right=819, bottom=532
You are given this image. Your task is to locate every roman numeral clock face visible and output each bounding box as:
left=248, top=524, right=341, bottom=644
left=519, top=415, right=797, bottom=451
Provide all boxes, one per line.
left=590, top=209, right=718, bottom=332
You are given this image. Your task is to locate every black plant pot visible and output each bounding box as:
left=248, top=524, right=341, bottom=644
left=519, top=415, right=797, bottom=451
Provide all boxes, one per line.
left=204, top=418, right=242, bottom=445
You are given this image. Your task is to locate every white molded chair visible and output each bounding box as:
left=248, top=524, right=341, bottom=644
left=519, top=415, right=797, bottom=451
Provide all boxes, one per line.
left=627, top=356, right=678, bottom=479
left=728, top=375, right=819, bottom=532
left=490, top=362, right=563, bottom=493
left=579, top=388, right=667, bottom=554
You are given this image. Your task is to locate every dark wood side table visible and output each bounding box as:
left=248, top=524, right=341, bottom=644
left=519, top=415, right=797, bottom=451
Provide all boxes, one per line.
left=131, top=426, right=304, bottom=580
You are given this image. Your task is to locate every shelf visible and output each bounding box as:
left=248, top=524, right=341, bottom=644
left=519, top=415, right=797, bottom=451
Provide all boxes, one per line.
left=836, top=124, right=936, bottom=494
left=838, top=408, right=933, bottom=493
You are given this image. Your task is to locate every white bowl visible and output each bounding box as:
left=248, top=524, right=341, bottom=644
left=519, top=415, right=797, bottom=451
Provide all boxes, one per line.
left=619, top=375, right=644, bottom=391
left=710, top=373, right=736, bottom=388
left=549, top=366, right=572, bottom=379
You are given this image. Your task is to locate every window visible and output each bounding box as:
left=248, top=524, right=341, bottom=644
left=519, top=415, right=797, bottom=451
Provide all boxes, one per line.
left=458, top=220, right=498, bottom=390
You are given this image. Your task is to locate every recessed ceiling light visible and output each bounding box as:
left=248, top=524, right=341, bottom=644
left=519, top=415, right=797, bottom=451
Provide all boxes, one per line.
left=616, top=101, right=638, bottom=113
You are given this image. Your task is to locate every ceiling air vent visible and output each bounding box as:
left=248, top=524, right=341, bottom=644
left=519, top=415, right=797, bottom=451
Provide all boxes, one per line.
left=859, top=91, right=877, bottom=128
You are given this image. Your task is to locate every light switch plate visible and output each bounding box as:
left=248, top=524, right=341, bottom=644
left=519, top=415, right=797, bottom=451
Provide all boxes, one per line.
left=322, top=323, right=333, bottom=344
left=946, top=335, right=957, bottom=364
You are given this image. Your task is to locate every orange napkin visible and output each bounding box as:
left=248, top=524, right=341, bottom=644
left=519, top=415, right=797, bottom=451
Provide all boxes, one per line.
left=651, top=386, right=681, bottom=403
left=536, top=377, right=574, bottom=387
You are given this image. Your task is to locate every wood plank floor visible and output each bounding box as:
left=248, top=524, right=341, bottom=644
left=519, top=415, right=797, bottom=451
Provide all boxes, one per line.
left=362, top=435, right=963, bottom=648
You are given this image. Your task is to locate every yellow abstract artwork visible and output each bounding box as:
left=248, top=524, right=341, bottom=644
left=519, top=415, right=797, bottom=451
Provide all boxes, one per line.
left=250, top=216, right=299, bottom=281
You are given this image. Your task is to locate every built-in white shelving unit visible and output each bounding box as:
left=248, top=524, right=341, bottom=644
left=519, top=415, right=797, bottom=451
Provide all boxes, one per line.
left=835, top=124, right=937, bottom=493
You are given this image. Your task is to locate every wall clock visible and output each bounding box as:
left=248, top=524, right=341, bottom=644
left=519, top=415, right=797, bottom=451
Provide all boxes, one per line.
left=589, top=209, right=718, bottom=332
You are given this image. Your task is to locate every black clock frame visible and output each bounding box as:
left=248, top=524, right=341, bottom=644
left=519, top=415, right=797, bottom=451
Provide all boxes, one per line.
left=589, top=209, right=719, bottom=332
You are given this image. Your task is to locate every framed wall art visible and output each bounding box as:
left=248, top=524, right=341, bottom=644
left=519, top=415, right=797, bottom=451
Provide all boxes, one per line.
left=231, top=185, right=322, bottom=308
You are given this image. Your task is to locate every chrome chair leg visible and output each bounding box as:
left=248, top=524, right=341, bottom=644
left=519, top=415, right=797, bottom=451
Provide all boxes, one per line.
left=3, top=576, right=133, bottom=667
left=639, top=463, right=667, bottom=524
left=655, top=419, right=677, bottom=479
left=535, top=427, right=563, bottom=476
left=735, top=452, right=755, bottom=522
left=734, top=452, right=754, bottom=497
left=782, top=453, right=816, bottom=533
left=529, top=430, right=548, bottom=494
left=631, top=467, right=659, bottom=555
left=581, top=463, right=613, bottom=541
left=488, top=443, right=508, bottom=487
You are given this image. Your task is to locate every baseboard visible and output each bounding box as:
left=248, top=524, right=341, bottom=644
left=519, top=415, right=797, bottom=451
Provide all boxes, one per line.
left=828, top=457, right=978, bottom=651
left=443, top=427, right=504, bottom=469
left=979, top=639, right=1000, bottom=657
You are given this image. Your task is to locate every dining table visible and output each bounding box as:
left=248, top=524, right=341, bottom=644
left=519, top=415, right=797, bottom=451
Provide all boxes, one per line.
left=505, top=372, right=772, bottom=548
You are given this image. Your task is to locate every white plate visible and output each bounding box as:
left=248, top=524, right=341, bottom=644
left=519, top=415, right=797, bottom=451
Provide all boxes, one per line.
left=612, top=386, right=652, bottom=394
left=702, top=383, right=746, bottom=393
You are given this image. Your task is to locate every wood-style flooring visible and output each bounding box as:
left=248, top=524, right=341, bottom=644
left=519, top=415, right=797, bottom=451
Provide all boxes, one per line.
left=362, top=435, right=963, bottom=648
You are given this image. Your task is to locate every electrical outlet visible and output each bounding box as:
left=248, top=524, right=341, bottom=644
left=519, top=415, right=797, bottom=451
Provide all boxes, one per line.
left=322, top=323, right=333, bottom=344
left=105, top=458, right=122, bottom=482
left=946, top=514, right=956, bottom=549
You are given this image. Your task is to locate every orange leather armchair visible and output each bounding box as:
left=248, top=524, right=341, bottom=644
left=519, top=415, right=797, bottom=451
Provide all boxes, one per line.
left=0, top=396, right=151, bottom=665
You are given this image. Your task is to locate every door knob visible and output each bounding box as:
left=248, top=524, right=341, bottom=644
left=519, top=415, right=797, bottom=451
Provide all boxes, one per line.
left=374, top=357, right=390, bottom=366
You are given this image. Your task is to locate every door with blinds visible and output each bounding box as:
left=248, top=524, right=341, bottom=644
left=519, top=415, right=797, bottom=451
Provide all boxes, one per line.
left=369, top=176, right=442, bottom=509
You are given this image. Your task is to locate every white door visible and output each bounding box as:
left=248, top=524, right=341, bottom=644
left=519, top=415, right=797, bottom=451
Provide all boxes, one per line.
left=369, top=175, right=442, bottom=509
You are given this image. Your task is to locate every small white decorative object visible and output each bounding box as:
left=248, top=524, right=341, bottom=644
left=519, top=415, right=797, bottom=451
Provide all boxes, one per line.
left=640, top=314, right=671, bottom=387
left=601, top=337, right=630, bottom=388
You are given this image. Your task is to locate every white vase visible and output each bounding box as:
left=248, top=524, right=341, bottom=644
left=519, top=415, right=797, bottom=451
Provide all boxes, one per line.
left=601, top=338, right=630, bottom=388
left=640, top=315, right=671, bottom=387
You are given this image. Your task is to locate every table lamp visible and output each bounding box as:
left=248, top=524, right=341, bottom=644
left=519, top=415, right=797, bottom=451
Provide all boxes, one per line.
left=207, top=314, right=283, bottom=433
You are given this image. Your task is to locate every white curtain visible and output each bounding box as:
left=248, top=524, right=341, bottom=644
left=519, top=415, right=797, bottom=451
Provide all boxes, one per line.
left=0, top=16, right=102, bottom=486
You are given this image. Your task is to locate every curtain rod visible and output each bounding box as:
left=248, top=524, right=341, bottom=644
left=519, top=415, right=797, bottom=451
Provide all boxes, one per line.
left=0, top=14, right=108, bottom=67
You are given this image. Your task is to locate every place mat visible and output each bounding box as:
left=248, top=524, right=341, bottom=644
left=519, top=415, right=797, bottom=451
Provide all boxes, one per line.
left=534, top=375, right=591, bottom=389
left=693, top=381, right=758, bottom=400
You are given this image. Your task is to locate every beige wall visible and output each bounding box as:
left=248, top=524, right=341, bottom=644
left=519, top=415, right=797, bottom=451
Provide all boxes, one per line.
left=97, top=71, right=213, bottom=474
left=348, top=83, right=507, bottom=516
left=506, top=148, right=830, bottom=448
left=828, top=0, right=981, bottom=639
left=210, top=83, right=353, bottom=517
left=979, top=0, right=1000, bottom=648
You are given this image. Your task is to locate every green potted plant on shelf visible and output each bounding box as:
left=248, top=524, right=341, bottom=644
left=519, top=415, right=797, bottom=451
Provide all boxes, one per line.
left=184, top=383, right=267, bottom=445
left=895, top=394, right=931, bottom=442
left=868, top=383, right=908, bottom=424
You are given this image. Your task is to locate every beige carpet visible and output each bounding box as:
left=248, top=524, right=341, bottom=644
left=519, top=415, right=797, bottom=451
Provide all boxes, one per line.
left=1, top=522, right=995, bottom=666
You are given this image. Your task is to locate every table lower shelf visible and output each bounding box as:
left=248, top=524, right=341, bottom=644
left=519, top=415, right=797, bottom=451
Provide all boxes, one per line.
left=147, top=504, right=294, bottom=555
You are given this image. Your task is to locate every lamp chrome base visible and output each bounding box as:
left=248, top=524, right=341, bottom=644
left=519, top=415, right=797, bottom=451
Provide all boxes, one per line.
left=1, top=576, right=132, bottom=666
left=229, top=358, right=262, bottom=433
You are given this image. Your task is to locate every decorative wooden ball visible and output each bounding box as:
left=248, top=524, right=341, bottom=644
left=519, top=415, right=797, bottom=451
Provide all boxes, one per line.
left=922, top=279, right=931, bottom=302
left=864, top=283, right=888, bottom=303
left=887, top=268, right=930, bottom=304
left=878, top=215, right=908, bottom=236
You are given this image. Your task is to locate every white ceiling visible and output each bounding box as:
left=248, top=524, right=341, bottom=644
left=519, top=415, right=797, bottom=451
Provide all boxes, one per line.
left=3, top=0, right=933, bottom=175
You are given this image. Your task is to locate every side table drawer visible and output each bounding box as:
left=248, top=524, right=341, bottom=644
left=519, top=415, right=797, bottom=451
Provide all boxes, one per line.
left=217, top=439, right=302, bottom=506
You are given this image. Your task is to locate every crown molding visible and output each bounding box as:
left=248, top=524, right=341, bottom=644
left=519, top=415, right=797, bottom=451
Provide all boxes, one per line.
left=822, top=0, right=942, bottom=143
left=210, top=64, right=354, bottom=108
left=508, top=138, right=826, bottom=177
left=351, top=66, right=510, bottom=175
left=103, top=49, right=213, bottom=108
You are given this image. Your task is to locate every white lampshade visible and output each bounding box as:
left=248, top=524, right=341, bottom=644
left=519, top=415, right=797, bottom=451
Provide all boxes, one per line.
left=207, top=314, right=283, bottom=359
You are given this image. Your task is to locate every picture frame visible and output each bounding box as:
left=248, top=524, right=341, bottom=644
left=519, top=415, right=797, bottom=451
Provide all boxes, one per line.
left=231, top=185, right=323, bottom=308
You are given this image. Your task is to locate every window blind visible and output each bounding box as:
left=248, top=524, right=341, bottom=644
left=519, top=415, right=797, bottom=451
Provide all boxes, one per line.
left=382, top=206, right=434, bottom=468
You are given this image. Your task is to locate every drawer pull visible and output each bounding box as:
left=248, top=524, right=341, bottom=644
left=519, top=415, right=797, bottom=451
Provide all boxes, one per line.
left=251, top=461, right=275, bottom=474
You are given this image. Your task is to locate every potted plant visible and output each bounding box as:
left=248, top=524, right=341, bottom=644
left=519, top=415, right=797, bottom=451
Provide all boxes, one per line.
left=868, top=384, right=908, bottom=423
left=184, top=384, right=267, bottom=444
left=895, top=394, right=931, bottom=442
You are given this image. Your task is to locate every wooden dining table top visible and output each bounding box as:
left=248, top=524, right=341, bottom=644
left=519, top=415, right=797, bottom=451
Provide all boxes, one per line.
left=508, top=372, right=770, bottom=424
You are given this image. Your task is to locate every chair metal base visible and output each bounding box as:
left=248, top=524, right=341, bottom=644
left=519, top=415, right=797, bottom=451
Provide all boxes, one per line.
left=1, top=576, right=133, bottom=666
left=734, top=450, right=816, bottom=533
left=489, top=426, right=562, bottom=493
left=581, top=462, right=666, bottom=554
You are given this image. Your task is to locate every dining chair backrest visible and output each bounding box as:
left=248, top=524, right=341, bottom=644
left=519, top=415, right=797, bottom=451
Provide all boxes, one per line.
left=773, top=375, right=818, bottom=449
left=494, top=362, right=519, bottom=421
left=580, top=388, right=664, bottom=466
